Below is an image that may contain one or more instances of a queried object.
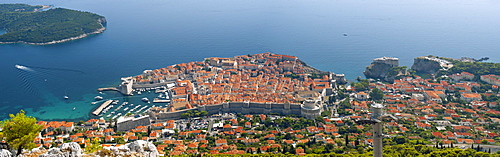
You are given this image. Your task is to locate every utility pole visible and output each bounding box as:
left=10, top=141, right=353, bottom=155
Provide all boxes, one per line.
left=355, top=103, right=397, bottom=157
left=371, top=104, right=383, bottom=157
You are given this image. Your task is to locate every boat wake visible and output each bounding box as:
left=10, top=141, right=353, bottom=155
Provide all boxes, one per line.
left=15, top=64, right=86, bottom=99
left=16, top=64, right=85, bottom=74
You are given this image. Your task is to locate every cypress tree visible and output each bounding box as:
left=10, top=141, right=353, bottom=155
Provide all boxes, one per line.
left=345, top=135, right=349, bottom=146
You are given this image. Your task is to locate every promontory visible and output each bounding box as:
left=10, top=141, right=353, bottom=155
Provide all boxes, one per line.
left=0, top=4, right=106, bottom=45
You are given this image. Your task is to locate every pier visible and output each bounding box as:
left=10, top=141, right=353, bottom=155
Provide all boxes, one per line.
left=153, top=98, right=171, bottom=103
left=92, top=100, right=113, bottom=116
left=97, top=87, right=119, bottom=92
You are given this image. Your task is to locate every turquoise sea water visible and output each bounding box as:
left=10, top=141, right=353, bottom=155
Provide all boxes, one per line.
left=1, top=0, right=500, bottom=121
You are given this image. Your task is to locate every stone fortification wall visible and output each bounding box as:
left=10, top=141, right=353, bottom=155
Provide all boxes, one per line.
left=150, top=102, right=303, bottom=120
left=117, top=116, right=151, bottom=132
left=132, top=82, right=174, bottom=88
left=149, top=108, right=197, bottom=120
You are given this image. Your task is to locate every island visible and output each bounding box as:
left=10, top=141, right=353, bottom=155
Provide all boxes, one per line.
left=0, top=4, right=106, bottom=45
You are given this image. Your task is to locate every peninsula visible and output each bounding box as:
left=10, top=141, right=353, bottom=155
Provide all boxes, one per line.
left=0, top=4, right=106, bottom=45
left=99, top=52, right=347, bottom=120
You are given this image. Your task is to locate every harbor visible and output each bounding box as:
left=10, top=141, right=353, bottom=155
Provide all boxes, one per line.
left=91, top=86, right=171, bottom=120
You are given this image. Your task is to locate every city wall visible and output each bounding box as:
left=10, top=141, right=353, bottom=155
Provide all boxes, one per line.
left=149, top=102, right=304, bottom=120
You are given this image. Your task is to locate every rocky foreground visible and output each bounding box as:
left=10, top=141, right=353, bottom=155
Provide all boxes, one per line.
left=0, top=140, right=158, bottom=157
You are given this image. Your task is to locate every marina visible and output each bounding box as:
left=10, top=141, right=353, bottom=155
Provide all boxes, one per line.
left=92, top=85, right=173, bottom=120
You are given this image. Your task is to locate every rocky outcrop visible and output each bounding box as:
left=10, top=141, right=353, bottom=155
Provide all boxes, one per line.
left=100, top=140, right=159, bottom=157
left=60, top=142, right=83, bottom=157
left=0, top=149, right=12, bottom=157
left=411, top=57, right=445, bottom=74
left=39, top=142, right=82, bottom=157
left=363, top=57, right=400, bottom=82
left=97, top=17, right=107, bottom=25
left=128, top=140, right=158, bottom=157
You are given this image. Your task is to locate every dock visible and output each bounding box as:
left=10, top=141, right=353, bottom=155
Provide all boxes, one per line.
left=153, top=98, right=171, bottom=103
left=92, top=100, right=113, bottom=116
left=97, top=87, right=118, bottom=92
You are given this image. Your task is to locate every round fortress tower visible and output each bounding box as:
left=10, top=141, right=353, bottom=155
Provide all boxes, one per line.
left=301, top=99, right=322, bottom=119
left=303, top=99, right=316, bottom=109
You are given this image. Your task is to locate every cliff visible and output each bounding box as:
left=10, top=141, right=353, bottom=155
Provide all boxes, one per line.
left=363, top=57, right=401, bottom=82
left=411, top=57, right=448, bottom=74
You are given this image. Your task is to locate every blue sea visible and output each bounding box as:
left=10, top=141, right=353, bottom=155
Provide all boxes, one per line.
left=1, top=0, right=500, bottom=121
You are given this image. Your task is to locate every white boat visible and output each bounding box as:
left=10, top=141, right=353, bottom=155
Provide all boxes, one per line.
left=142, top=97, right=149, bottom=102
left=137, top=91, right=142, bottom=95
left=124, top=107, right=129, bottom=111
left=63, top=96, right=69, bottom=99
left=95, top=96, right=103, bottom=100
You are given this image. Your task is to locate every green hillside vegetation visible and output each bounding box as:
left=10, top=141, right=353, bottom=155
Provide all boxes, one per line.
left=169, top=144, right=500, bottom=157
left=0, top=4, right=106, bottom=44
left=444, top=61, right=500, bottom=77
left=0, top=3, right=42, bottom=12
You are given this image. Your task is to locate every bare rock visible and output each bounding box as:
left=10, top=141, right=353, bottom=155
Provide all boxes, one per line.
left=0, top=149, right=12, bottom=157
left=59, top=142, right=83, bottom=157
left=39, top=142, right=82, bottom=157
left=39, top=148, right=64, bottom=157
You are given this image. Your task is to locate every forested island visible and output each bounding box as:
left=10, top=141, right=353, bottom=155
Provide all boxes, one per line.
left=0, top=4, right=106, bottom=45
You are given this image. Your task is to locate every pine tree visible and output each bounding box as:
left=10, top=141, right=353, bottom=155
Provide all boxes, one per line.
left=1, top=110, right=43, bottom=156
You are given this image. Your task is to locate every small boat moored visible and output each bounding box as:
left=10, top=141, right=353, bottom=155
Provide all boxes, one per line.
left=95, top=96, right=103, bottom=100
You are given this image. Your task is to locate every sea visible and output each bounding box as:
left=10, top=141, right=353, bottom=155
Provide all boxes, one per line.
left=1, top=0, right=500, bottom=121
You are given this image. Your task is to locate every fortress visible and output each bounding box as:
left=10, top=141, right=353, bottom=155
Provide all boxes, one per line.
left=373, top=57, right=399, bottom=67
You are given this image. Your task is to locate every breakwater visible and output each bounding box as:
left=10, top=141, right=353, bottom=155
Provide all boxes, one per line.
left=92, top=100, right=113, bottom=116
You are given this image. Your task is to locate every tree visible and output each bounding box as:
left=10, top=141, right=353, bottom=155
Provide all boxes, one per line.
left=85, top=138, right=103, bottom=153
left=369, top=88, right=384, bottom=101
left=0, top=110, right=43, bottom=156
left=393, top=136, right=407, bottom=144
